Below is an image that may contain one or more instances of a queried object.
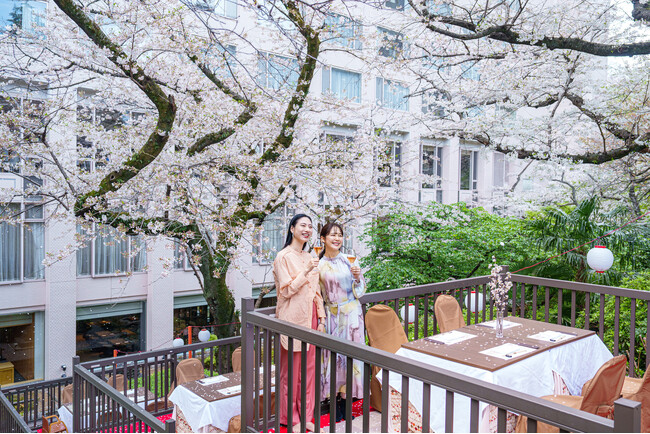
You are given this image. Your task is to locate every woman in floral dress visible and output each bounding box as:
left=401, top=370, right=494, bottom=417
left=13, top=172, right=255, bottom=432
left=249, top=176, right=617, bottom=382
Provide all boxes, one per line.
left=318, top=222, right=365, bottom=422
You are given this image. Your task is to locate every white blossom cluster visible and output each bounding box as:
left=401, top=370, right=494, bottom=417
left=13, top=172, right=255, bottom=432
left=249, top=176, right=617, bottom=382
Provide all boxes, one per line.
left=489, top=256, right=511, bottom=311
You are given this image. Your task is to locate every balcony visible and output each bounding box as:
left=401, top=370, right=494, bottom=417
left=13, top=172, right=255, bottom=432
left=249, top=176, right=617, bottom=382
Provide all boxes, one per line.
left=1, top=273, right=645, bottom=433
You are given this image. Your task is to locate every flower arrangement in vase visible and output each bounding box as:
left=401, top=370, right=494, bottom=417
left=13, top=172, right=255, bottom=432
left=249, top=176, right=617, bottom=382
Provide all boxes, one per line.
left=489, top=257, right=511, bottom=338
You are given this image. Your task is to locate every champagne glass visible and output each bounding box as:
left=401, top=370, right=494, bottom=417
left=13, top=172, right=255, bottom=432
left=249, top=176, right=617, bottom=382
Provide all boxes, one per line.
left=313, top=239, right=323, bottom=256
left=347, top=248, right=357, bottom=264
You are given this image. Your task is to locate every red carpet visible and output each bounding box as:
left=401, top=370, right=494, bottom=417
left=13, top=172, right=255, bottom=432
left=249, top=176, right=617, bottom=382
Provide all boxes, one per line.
left=37, top=413, right=174, bottom=433
left=266, top=399, right=368, bottom=433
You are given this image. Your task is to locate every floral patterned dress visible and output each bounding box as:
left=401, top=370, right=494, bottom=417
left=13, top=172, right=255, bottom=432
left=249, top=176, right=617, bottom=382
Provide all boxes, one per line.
left=319, top=253, right=366, bottom=400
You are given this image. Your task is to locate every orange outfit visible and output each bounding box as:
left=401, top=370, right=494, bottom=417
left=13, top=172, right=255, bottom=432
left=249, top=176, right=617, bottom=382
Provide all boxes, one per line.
left=273, top=246, right=326, bottom=427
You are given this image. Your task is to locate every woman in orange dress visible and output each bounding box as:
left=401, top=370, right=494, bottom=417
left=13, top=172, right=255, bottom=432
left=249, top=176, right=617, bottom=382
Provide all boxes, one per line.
left=273, top=214, right=327, bottom=432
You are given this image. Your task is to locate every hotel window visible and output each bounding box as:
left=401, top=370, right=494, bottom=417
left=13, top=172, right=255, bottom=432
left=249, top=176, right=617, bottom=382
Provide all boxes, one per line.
left=0, top=1, right=47, bottom=35
left=323, top=13, right=362, bottom=49
left=422, top=91, right=448, bottom=117
left=378, top=27, right=407, bottom=59
left=257, top=53, right=299, bottom=91
left=378, top=141, right=401, bottom=187
left=461, top=63, right=481, bottom=81
left=0, top=312, right=44, bottom=386
left=385, top=0, right=405, bottom=9
left=0, top=203, right=44, bottom=283
left=322, top=67, right=361, bottom=103
left=76, top=225, right=147, bottom=276
left=426, top=0, right=452, bottom=15
left=204, top=43, right=237, bottom=78
left=256, top=0, right=293, bottom=31
left=460, top=149, right=478, bottom=191
left=174, top=295, right=211, bottom=339
left=253, top=206, right=287, bottom=264
left=376, top=78, right=409, bottom=111
left=190, top=0, right=237, bottom=18
left=422, top=145, right=443, bottom=202
left=76, top=302, right=144, bottom=362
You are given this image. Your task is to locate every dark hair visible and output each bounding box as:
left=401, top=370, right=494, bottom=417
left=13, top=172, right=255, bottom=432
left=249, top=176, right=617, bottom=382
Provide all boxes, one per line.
left=283, top=214, right=313, bottom=250
left=319, top=222, right=344, bottom=259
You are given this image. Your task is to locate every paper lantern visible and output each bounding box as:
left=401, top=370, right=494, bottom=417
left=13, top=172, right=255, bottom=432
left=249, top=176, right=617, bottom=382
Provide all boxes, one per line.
left=399, top=303, right=416, bottom=324
left=587, top=245, right=614, bottom=273
left=198, top=328, right=211, bottom=342
left=464, top=291, right=485, bottom=313
left=172, top=337, right=184, bottom=347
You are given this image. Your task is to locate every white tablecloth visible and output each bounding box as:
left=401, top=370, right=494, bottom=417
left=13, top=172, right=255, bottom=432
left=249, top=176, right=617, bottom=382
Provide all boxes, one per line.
left=385, top=334, right=612, bottom=433
left=57, top=397, right=145, bottom=431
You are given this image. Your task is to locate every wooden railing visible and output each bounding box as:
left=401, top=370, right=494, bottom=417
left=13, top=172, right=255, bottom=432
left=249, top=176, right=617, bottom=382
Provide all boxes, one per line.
left=0, top=390, right=32, bottom=433
left=1, top=377, right=71, bottom=431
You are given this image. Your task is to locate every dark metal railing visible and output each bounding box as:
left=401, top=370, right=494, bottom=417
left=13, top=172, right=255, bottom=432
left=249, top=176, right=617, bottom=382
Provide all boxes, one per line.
left=241, top=297, right=641, bottom=433
left=1, top=376, right=72, bottom=431
left=72, top=360, right=175, bottom=433
left=78, top=336, right=241, bottom=417
left=0, top=390, right=32, bottom=433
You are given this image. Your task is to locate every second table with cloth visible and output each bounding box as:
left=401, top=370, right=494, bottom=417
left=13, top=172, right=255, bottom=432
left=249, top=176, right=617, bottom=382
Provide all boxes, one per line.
left=383, top=316, right=613, bottom=433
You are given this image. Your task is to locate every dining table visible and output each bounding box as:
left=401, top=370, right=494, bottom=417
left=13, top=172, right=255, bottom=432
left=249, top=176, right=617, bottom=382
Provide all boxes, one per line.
left=168, top=368, right=275, bottom=433
left=383, top=316, right=613, bottom=433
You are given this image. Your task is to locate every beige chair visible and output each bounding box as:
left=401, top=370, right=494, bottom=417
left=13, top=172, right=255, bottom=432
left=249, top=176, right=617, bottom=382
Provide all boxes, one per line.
left=434, top=294, right=465, bottom=333
left=169, top=357, right=205, bottom=397
left=515, top=355, right=627, bottom=433
left=621, top=368, right=650, bottom=432
left=232, top=347, right=242, bottom=373
left=105, top=374, right=125, bottom=392
left=61, top=384, right=73, bottom=405
left=365, top=304, right=408, bottom=412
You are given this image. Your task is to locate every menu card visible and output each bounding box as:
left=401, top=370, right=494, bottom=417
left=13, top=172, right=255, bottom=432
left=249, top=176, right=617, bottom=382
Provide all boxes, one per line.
left=198, top=375, right=228, bottom=386
left=477, top=320, right=521, bottom=329
left=218, top=385, right=242, bottom=396
left=425, top=330, right=477, bottom=345
left=480, top=343, right=536, bottom=360
left=528, top=330, right=575, bottom=343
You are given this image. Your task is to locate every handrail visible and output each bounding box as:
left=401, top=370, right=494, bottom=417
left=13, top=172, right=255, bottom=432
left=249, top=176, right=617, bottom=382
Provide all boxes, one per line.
left=511, top=274, right=650, bottom=300
left=359, top=275, right=490, bottom=304
left=0, top=390, right=33, bottom=433
left=73, top=364, right=174, bottom=433
left=242, top=301, right=639, bottom=432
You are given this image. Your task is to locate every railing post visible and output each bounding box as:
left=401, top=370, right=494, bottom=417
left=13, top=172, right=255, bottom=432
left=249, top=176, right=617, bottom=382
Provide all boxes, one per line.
left=614, top=398, right=641, bottom=432
left=241, top=297, right=256, bottom=432
left=72, top=356, right=80, bottom=433
left=165, top=418, right=176, bottom=433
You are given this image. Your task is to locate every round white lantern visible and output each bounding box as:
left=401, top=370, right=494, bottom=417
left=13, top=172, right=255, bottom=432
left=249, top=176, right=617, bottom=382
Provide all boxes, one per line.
left=587, top=245, right=614, bottom=273
left=198, top=328, right=211, bottom=343
left=464, top=291, right=485, bottom=313
left=399, top=304, right=416, bottom=324
left=172, top=337, right=184, bottom=348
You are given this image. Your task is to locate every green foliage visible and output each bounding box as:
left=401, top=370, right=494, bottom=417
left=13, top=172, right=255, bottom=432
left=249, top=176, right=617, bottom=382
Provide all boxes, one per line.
left=360, top=202, right=543, bottom=291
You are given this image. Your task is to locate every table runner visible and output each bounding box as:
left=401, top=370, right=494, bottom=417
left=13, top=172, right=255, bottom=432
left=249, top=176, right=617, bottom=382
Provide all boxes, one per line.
left=402, top=317, right=593, bottom=371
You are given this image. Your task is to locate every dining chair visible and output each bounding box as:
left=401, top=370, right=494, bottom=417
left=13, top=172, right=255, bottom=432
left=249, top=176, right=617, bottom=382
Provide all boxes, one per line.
left=621, top=368, right=650, bottom=432
left=61, top=384, right=73, bottom=405
left=168, top=357, right=205, bottom=397
left=105, top=374, right=125, bottom=392
left=515, top=355, right=627, bottom=433
left=365, top=304, right=408, bottom=412
left=232, top=347, right=242, bottom=373
left=434, top=294, right=465, bottom=333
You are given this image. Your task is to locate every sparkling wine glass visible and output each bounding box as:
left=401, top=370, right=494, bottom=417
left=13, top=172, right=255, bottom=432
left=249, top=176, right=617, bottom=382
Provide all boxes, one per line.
left=347, top=248, right=357, bottom=264
left=313, top=239, right=323, bottom=256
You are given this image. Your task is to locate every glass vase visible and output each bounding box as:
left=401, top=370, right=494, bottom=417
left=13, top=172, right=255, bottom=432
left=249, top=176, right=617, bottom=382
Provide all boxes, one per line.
left=495, top=309, right=504, bottom=338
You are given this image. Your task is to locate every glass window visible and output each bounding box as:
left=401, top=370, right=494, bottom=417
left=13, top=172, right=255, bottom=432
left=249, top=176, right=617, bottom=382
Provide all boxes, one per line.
left=385, top=0, right=405, bottom=9
left=76, top=303, right=143, bottom=362
left=191, top=0, right=237, bottom=17
left=426, top=0, right=452, bottom=15
left=322, top=67, right=361, bottom=103
left=460, top=149, right=478, bottom=190
left=378, top=141, right=401, bottom=187
left=422, top=145, right=443, bottom=191
left=376, top=78, right=409, bottom=111
left=76, top=224, right=147, bottom=276
left=0, top=203, right=44, bottom=282
left=253, top=207, right=286, bottom=264
left=0, top=312, right=44, bottom=386
left=0, top=1, right=47, bottom=35
left=204, top=43, right=237, bottom=79
left=378, top=27, right=407, bottom=59
left=422, top=91, right=448, bottom=116
left=323, top=13, right=362, bottom=49
left=257, top=53, right=299, bottom=91
left=173, top=296, right=211, bottom=340
left=461, top=63, right=481, bottom=81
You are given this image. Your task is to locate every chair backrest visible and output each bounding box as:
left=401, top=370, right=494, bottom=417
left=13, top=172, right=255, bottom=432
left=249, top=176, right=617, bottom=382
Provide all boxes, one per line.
left=580, top=355, right=627, bottom=416
left=624, top=367, right=650, bottom=432
left=232, top=347, right=242, bottom=373
left=105, top=374, right=125, bottom=392
left=365, top=305, right=408, bottom=354
left=434, top=295, right=465, bottom=333
left=175, top=358, right=205, bottom=386
left=61, top=384, right=73, bottom=405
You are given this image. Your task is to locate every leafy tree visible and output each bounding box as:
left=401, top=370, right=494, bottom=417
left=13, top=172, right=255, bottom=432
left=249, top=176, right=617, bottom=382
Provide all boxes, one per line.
left=360, top=202, right=543, bottom=292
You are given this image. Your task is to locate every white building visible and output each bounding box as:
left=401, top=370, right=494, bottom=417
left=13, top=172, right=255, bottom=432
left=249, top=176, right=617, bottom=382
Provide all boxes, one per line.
left=0, top=0, right=523, bottom=387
